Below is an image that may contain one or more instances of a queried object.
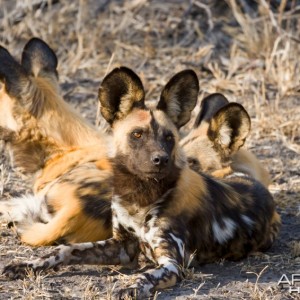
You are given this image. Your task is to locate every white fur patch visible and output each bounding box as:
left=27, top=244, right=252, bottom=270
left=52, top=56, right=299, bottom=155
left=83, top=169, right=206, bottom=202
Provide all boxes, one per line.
left=0, top=93, right=19, bottom=131
left=169, top=233, right=184, bottom=258
left=212, top=217, right=236, bottom=244
left=130, top=278, right=153, bottom=296
left=129, top=257, right=179, bottom=296
left=219, top=123, right=232, bottom=146
left=0, top=194, right=51, bottom=226
left=112, top=195, right=146, bottom=236
left=241, top=214, right=254, bottom=227
left=143, top=224, right=160, bottom=245
left=156, top=256, right=180, bottom=275
left=226, top=172, right=249, bottom=179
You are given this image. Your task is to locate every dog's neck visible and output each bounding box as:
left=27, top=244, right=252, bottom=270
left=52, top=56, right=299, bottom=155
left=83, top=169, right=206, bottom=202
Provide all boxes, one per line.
left=112, top=155, right=181, bottom=208
left=8, top=124, right=63, bottom=174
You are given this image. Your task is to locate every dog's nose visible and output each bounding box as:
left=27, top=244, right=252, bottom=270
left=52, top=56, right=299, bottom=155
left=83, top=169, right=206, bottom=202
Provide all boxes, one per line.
left=151, top=152, right=169, bottom=166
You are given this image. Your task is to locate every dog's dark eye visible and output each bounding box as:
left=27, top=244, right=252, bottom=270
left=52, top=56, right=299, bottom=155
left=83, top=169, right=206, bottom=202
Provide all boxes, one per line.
left=166, top=134, right=173, bottom=141
left=132, top=131, right=143, bottom=139
left=187, top=157, right=200, bottom=170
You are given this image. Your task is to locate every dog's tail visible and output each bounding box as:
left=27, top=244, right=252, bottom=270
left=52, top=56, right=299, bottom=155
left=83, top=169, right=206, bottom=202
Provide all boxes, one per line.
left=0, top=194, right=51, bottom=233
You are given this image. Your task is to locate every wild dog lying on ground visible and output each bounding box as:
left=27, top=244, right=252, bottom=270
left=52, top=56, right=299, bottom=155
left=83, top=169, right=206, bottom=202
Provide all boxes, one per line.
left=180, top=93, right=271, bottom=187
left=0, top=38, right=112, bottom=245
left=4, top=67, right=281, bottom=299
left=0, top=39, right=270, bottom=248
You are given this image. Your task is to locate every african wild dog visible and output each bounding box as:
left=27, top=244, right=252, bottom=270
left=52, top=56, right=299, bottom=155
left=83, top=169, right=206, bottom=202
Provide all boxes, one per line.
left=180, top=93, right=271, bottom=187
left=0, top=39, right=270, bottom=249
left=0, top=38, right=112, bottom=245
left=0, top=39, right=258, bottom=248
left=4, top=67, right=281, bottom=299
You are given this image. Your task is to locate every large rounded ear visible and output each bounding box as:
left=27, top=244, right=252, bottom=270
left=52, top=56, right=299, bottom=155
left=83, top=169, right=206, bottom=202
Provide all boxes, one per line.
left=21, top=37, right=58, bottom=78
left=193, top=93, right=229, bottom=128
left=208, top=103, right=251, bottom=153
left=0, top=46, right=28, bottom=99
left=157, top=70, right=199, bottom=128
left=98, top=67, right=145, bottom=125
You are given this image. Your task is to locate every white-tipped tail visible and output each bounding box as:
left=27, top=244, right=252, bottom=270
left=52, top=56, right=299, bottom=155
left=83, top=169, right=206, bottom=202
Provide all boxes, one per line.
left=0, top=194, right=52, bottom=232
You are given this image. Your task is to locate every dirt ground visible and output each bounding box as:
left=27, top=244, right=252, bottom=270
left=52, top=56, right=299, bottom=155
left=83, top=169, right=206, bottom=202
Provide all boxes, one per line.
left=0, top=0, right=299, bottom=299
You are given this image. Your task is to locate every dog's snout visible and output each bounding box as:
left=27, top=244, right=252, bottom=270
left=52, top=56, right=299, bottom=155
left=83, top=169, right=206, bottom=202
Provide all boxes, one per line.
left=151, top=152, right=169, bottom=166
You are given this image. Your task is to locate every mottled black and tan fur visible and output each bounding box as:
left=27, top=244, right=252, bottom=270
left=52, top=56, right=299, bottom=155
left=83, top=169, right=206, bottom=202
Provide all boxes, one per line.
left=0, top=38, right=112, bottom=245
left=4, top=67, right=280, bottom=299
left=180, top=93, right=271, bottom=187
left=0, top=40, right=271, bottom=248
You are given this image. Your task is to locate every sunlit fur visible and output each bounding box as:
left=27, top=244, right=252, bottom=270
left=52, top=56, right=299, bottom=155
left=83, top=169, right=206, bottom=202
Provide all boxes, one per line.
left=180, top=95, right=271, bottom=187
left=1, top=40, right=269, bottom=248
left=0, top=38, right=112, bottom=245
left=3, top=67, right=281, bottom=300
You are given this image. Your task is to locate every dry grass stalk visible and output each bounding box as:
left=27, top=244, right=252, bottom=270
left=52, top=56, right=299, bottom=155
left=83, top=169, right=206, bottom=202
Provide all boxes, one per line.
left=291, top=241, right=300, bottom=258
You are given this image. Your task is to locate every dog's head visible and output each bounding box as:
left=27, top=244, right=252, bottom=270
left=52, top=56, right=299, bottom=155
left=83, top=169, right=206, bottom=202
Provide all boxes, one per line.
left=99, top=67, right=199, bottom=180
left=180, top=93, right=251, bottom=173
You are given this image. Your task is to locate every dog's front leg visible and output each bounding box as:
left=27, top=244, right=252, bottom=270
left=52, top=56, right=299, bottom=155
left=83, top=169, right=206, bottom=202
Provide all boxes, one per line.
left=3, top=238, right=138, bottom=280
left=118, top=231, right=185, bottom=299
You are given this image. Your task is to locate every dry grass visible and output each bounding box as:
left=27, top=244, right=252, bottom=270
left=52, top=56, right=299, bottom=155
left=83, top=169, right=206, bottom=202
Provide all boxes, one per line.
left=291, top=241, right=300, bottom=258
left=0, top=0, right=299, bottom=299
left=246, top=265, right=270, bottom=300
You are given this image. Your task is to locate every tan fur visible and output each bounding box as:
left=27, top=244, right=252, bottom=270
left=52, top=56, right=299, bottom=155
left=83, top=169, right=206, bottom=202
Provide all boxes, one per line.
left=231, top=149, right=271, bottom=186
left=181, top=121, right=271, bottom=188
left=180, top=129, right=224, bottom=172
left=113, top=109, right=152, bottom=155
left=0, top=41, right=112, bottom=246
left=0, top=72, right=109, bottom=172
left=167, top=167, right=207, bottom=216
left=26, top=76, right=105, bottom=147
left=34, top=145, right=108, bottom=192
left=207, top=150, right=271, bottom=187
left=0, top=88, right=20, bottom=131
left=13, top=141, right=113, bottom=246
left=1, top=73, right=106, bottom=148
left=211, top=166, right=233, bottom=178
left=20, top=184, right=83, bottom=246
left=21, top=175, right=112, bottom=246
left=95, top=158, right=112, bottom=171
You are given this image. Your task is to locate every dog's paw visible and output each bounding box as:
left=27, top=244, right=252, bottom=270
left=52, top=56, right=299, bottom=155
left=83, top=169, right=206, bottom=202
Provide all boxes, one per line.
left=117, top=287, right=150, bottom=300
left=117, top=287, right=138, bottom=300
left=3, top=263, right=30, bottom=280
